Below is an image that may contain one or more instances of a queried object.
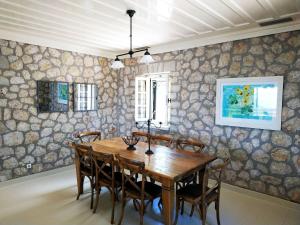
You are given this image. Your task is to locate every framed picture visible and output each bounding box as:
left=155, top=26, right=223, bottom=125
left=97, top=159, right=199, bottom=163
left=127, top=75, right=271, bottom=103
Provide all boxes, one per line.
left=37, top=81, right=69, bottom=113
left=215, top=76, right=283, bottom=130
left=57, top=82, right=68, bottom=104
left=73, top=83, right=98, bottom=111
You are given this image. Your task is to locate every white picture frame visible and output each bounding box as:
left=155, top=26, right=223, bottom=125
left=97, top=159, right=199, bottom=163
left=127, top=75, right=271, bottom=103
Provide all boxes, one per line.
left=215, top=76, right=283, bottom=130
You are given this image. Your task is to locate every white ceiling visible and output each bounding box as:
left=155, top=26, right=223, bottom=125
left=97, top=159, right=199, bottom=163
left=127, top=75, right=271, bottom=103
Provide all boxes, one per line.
left=0, top=0, right=299, bottom=58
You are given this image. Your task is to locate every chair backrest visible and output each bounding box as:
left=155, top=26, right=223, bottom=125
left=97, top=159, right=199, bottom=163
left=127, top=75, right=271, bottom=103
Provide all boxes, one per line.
left=202, top=158, right=230, bottom=199
left=150, top=134, right=173, bottom=147
left=108, top=126, right=117, bottom=138
left=74, top=143, right=93, bottom=173
left=76, top=131, right=101, bottom=143
left=176, top=138, right=205, bottom=153
left=115, top=154, right=148, bottom=198
left=132, top=131, right=149, bottom=143
left=92, top=151, right=114, bottom=184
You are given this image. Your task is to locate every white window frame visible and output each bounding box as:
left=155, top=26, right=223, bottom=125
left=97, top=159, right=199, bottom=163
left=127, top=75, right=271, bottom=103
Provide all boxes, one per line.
left=135, top=72, right=171, bottom=129
left=135, top=77, right=150, bottom=121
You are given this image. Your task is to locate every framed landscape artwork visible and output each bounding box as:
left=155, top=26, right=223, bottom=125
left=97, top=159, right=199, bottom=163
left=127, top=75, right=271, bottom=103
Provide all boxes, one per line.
left=37, top=81, right=69, bottom=113
left=215, top=76, right=283, bottom=130
left=57, top=82, right=68, bottom=105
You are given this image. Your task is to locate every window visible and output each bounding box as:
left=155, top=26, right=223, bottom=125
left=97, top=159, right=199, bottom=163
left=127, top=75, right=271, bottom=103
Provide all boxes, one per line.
left=135, top=73, right=170, bottom=128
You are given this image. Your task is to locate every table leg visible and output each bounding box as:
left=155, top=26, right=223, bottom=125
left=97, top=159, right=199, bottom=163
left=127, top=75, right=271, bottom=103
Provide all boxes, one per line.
left=162, top=183, right=175, bottom=225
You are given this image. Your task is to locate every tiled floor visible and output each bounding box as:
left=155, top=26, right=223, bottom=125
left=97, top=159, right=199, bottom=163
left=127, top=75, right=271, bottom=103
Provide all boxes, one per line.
left=0, top=167, right=299, bottom=225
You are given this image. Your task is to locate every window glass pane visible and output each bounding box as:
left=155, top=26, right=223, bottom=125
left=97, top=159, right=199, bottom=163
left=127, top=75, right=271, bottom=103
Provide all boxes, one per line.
left=138, top=93, right=146, bottom=105
left=135, top=74, right=170, bottom=126
left=138, top=80, right=146, bottom=92
left=138, top=106, right=146, bottom=118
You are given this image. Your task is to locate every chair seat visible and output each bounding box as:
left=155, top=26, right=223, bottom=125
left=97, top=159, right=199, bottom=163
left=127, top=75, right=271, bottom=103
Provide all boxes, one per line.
left=126, top=181, right=162, bottom=198
left=97, top=171, right=123, bottom=187
left=178, top=174, right=196, bottom=185
left=81, top=165, right=93, bottom=175
left=177, top=184, right=217, bottom=203
left=177, top=184, right=202, bottom=198
left=139, top=181, right=162, bottom=197
left=81, top=163, right=111, bottom=175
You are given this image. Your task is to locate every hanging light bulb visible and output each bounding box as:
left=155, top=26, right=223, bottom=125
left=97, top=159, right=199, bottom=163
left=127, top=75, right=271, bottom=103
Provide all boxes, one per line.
left=111, top=57, right=124, bottom=69
left=139, top=49, right=154, bottom=64
left=110, top=10, right=155, bottom=69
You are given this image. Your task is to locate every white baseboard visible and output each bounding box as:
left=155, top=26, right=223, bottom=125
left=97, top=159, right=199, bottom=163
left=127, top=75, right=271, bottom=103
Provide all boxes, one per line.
left=220, top=182, right=300, bottom=211
left=1, top=165, right=299, bottom=211
left=0, top=165, right=74, bottom=190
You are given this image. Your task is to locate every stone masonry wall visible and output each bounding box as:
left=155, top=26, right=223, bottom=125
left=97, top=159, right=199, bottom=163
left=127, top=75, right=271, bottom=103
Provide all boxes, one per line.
left=0, top=40, right=118, bottom=181
left=118, top=31, right=300, bottom=203
left=0, top=31, right=299, bottom=203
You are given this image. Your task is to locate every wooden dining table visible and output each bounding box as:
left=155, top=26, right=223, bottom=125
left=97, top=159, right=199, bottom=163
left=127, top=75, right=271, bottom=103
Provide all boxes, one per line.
left=75, top=137, right=216, bottom=225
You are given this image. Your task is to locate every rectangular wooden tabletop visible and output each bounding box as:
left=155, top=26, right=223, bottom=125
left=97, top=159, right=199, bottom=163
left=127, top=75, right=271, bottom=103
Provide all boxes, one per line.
left=90, top=137, right=216, bottom=183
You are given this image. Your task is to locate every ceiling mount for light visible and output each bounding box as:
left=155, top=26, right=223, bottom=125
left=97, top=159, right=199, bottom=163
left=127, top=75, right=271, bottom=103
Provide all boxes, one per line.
left=111, top=9, right=154, bottom=70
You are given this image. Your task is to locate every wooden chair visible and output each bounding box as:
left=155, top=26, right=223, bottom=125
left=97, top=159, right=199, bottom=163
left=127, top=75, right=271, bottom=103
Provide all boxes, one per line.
left=76, top=131, right=101, bottom=143
left=132, top=131, right=149, bottom=143
left=175, top=138, right=206, bottom=213
left=91, top=151, right=122, bottom=224
left=176, top=138, right=205, bottom=153
left=108, top=126, right=117, bottom=139
left=150, top=134, right=173, bottom=147
left=174, top=158, right=230, bottom=225
left=74, top=143, right=94, bottom=208
left=116, top=154, right=162, bottom=225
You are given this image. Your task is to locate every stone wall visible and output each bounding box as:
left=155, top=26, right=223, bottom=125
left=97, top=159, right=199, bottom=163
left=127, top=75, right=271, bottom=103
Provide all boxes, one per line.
left=0, top=40, right=118, bottom=181
left=118, top=31, right=300, bottom=203
left=0, top=31, right=299, bottom=203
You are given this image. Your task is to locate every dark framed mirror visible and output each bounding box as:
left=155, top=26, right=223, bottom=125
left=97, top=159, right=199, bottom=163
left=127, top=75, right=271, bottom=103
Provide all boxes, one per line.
left=37, top=81, right=69, bottom=113
left=73, top=83, right=98, bottom=111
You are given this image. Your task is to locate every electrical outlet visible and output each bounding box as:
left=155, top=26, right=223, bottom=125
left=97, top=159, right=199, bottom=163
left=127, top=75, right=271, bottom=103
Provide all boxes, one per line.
left=26, top=163, right=32, bottom=169
left=0, top=88, right=7, bottom=96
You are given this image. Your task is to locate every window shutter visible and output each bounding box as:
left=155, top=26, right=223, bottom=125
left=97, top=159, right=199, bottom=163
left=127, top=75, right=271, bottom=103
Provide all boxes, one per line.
left=135, top=77, right=149, bottom=121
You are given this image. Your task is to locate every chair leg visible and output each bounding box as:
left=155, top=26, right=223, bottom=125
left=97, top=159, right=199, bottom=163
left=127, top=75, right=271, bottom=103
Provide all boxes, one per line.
left=215, top=200, right=221, bottom=225
left=144, top=200, right=152, bottom=213
left=158, top=198, right=163, bottom=211
left=190, top=204, right=195, bottom=217
left=200, top=204, right=206, bottom=225
left=140, top=200, right=144, bottom=225
left=197, top=204, right=204, bottom=225
left=118, top=194, right=127, bottom=225
left=133, top=199, right=139, bottom=211
left=173, top=196, right=180, bottom=225
left=115, top=187, right=120, bottom=201
left=90, top=178, right=94, bottom=210
left=180, top=200, right=184, bottom=215
left=93, top=188, right=101, bottom=213
left=76, top=192, right=81, bottom=200
left=111, top=189, right=115, bottom=224
left=91, top=184, right=94, bottom=210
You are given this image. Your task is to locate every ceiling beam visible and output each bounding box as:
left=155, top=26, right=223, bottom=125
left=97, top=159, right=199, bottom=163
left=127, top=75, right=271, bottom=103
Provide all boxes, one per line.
left=188, top=0, right=235, bottom=27
left=221, top=0, right=256, bottom=22
left=0, top=20, right=116, bottom=50
left=257, top=0, right=280, bottom=19
left=115, top=21, right=300, bottom=58
left=124, top=0, right=211, bottom=35
left=1, top=0, right=129, bottom=36
left=90, top=0, right=188, bottom=38
left=0, top=9, right=126, bottom=49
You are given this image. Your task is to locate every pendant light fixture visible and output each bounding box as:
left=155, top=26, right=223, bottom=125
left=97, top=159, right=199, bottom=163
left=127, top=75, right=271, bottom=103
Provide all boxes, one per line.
left=111, top=10, right=154, bottom=70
